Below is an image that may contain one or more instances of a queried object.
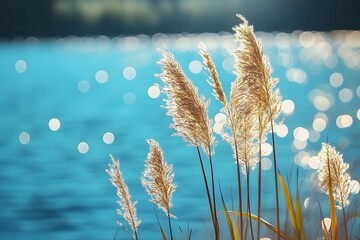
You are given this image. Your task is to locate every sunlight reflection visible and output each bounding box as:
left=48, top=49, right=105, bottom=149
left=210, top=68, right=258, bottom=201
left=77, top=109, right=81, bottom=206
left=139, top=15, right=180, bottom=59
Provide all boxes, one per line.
left=15, top=60, right=27, bottom=73
left=336, top=114, right=353, bottom=128
left=49, top=118, right=61, bottom=131
left=148, top=85, right=161, bottom=99
left=78, top=142, right=89, bottom=154
left=19, top=132, right=30, bottom=145
left=95, top=70, right=108, bottom=83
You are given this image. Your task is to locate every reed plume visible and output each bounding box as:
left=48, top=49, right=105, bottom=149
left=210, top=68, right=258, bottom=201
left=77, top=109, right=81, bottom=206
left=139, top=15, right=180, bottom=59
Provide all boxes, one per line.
left=106, top=154, right=140, bottom=240
left=157, top=49, right=219, bottom=239
left=157, top=49, right=214, bottom=157
left=141, top=139, right=176, bottom=240
left=199, top=43, right=227, bottom=106
left=318, top=143, right=351, bottom=209
left=229, top=67, right=258, bottom=240
left=233, top=15, right=282, bottom=240
left=317, top=143, right=353, bottom=240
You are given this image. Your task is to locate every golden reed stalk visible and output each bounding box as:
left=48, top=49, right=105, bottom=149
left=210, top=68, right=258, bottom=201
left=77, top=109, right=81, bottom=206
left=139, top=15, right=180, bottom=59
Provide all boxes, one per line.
left=141, top=139, right=176, bottom=240
left=157, top=49, right=214, bottom=156
left=233, top=15, right=281, bottom=240
left=106, top=155, right=140, bottom=240
left=318, top=143, right=351, bottom=240
left=318, top=143, right=351, bottom=209
left=199, top=43, right=227, bottom=106
left=157, top=49, right=219, bottom=239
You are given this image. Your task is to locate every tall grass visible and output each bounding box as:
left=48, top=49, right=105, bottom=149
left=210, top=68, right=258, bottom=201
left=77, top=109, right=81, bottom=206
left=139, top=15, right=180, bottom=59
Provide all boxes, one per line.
left=106, top=14, right=359, bottom=240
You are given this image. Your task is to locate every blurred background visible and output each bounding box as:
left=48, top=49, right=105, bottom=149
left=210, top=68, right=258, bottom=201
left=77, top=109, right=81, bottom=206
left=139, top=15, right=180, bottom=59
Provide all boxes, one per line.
left=0, top=0, right=360, bottom=240
left=1, top=0, right=360, bottom=38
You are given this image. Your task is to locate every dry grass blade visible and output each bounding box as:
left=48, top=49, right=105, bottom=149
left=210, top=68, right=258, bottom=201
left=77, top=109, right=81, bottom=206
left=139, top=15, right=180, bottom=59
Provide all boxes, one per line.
left=229, top=211, right=290, bottom=240
left=199, top=43, right=227, bottom=106
left=156, top=49, right=214, bottom=157
left=106, top=155, right=140, bottom=240
left=279, top=174, right=304, bottom=239
left=220, top=185, right=236, bottom=240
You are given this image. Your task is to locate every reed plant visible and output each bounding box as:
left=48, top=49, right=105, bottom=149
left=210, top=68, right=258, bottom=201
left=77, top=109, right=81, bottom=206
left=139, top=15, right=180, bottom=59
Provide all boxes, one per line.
left=106, top=14, right=359, bottom=240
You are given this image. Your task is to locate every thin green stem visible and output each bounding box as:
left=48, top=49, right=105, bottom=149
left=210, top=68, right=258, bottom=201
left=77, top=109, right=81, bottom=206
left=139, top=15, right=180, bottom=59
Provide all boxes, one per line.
left=257, top=141, right=262, bottom=240
left=247, top=170, right=255, bottom=240
left=167, top=209, right=174, bottom=240
left=134, top=230, right=139, bottom=240
left=270, top=120, right=280, bottom=240
left=196, top=146, right=217, bottom=239
left=234, top=141, right=244, bottom=240
left=208, top=148, right=220, bottom=240
left=340, top=196, right=349, bottom=240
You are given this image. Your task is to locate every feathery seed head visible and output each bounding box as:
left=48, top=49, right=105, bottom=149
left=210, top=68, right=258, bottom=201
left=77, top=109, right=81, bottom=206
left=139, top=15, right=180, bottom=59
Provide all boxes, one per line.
left=199, top=43, right=227, bottom=106
left=317, top=143, right=351, bottom=209
left=233, top=15, right=281, bottom=143
left=106, top=154, right=140, bottom=234
left=141, top=139, right=176, bottom=218
left=156, top=49, right=214, bottom=156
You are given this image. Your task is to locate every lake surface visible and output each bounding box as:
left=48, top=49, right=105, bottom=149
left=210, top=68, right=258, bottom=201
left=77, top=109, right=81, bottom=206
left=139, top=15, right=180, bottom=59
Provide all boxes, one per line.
left=0, top=32, right=359, bottom=239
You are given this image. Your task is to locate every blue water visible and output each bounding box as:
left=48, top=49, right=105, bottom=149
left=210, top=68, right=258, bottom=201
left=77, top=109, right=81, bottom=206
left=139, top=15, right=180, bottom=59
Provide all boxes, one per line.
left=0, top=33, right=359, bottom=239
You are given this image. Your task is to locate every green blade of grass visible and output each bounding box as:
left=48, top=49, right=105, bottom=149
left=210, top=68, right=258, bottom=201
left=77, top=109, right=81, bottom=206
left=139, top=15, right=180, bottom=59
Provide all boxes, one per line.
left=279, top=174, right=299, bottom=237
left=154, top=205, right=167, bottom=240
left=228, top=211, right=290, bottom=240
left=295, top=194, right=304, bottom=240
left=220, top=185, right=235, bottom=240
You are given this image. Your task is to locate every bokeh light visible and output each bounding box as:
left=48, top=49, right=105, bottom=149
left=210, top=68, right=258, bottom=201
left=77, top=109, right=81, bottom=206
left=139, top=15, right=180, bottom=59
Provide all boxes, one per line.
left=123, top=67, right=136, bottom=80
left=214, top=113, right=227, bottom=123
left=261, top=158, right=272, bottom=171
left=49, top=118, right=61, bottom=131
left=78, top=80, right=90, bottom=93
left=304, top=197, right=310, bottom=209
left=189, top=60, right=202, bottom=74
left=95, top=70, right=108, bottom=83
left=308, top=156, right=320, bottom=169
left=19, top=132, right=30, bottom=144
left=261, top=143, right=273, bottom=156
left=313, top=118, right=326, bottom=132
left=294, top=127, right=309, bottom=141
left=78, top=142, right=89, bottom=154
left=349, top=180, right=360, bottom=194
left=338, top=88, right=353, bottom=103
left=293, top=139, right=307, bottom=150
left=286, top=68, right=307, bottom=84
left=148, top=85, right=161, bottom=99
left=329, top=72, right=343, bottom=88
left=213, top=122, right=223, bottom=134
left=15, top=60, right=27, bottom=73
left=275, top=124, right=288, bottom=137
left=281, top=99, right=295, bottom=115
left=295, top=151, right=309, bottom=166
left=336, top=114, right=353, bottom=128
left=103, top=132, right=115, bottom=144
